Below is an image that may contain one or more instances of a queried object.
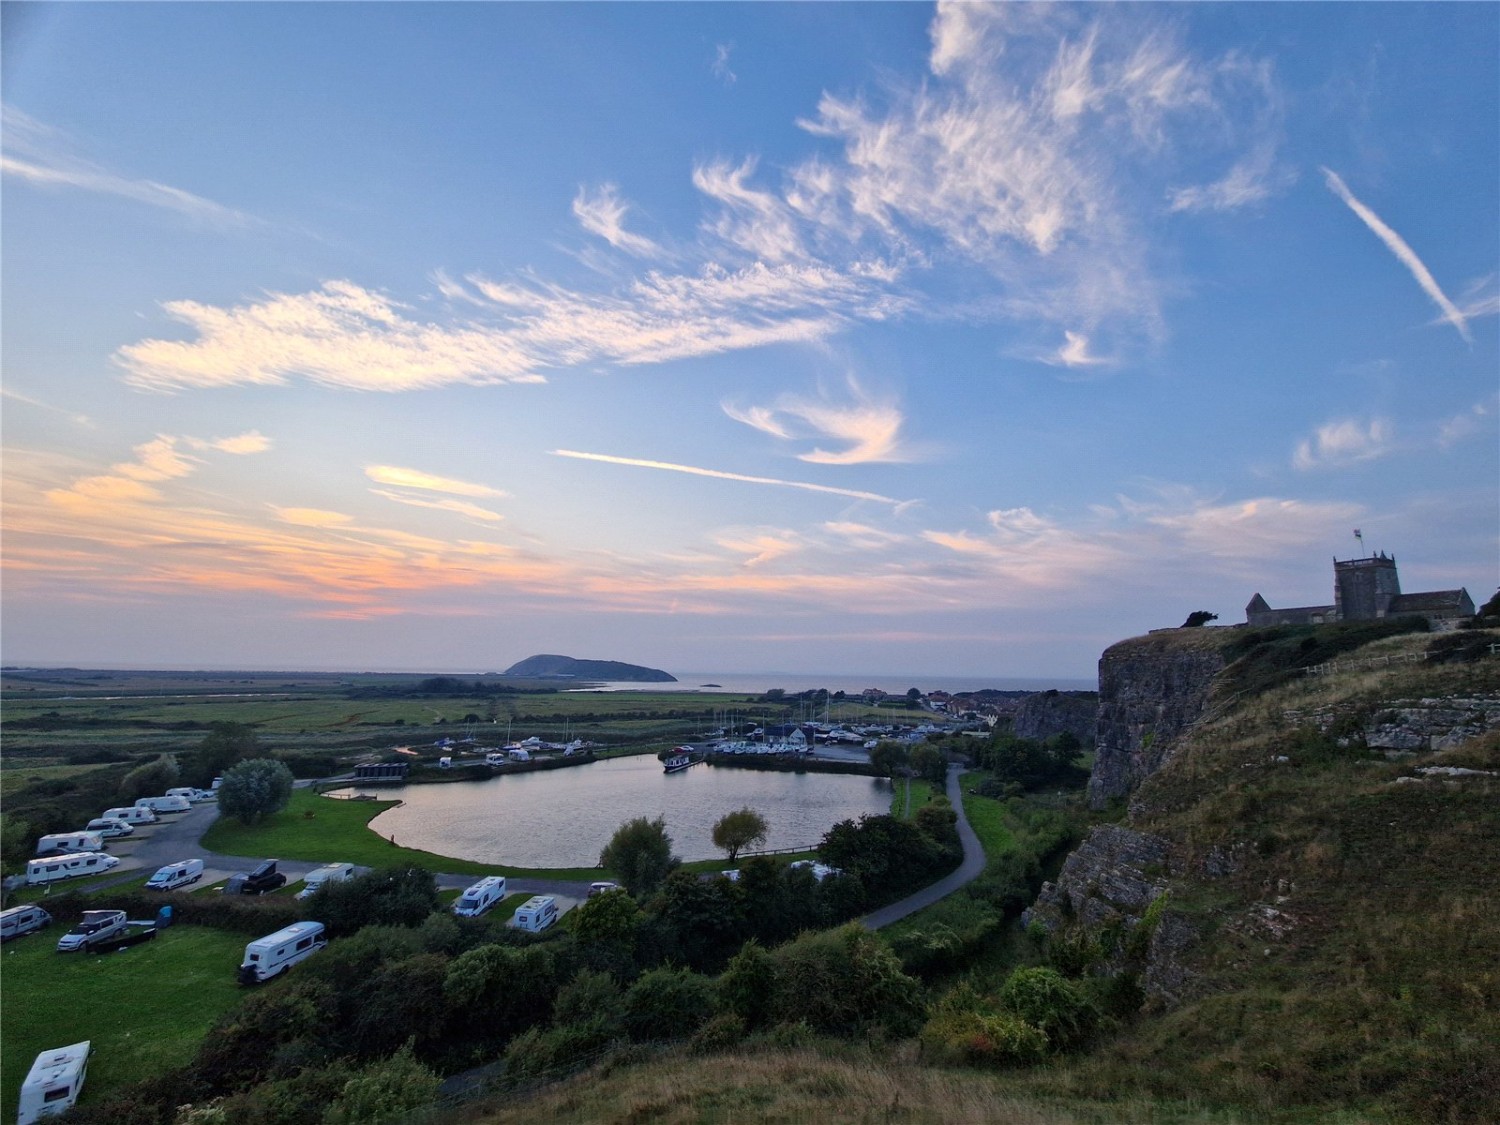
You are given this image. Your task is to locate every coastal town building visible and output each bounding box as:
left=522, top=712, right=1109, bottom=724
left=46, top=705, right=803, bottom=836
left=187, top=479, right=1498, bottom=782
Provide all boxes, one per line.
left=1246, top=553, right=1474, bottom=629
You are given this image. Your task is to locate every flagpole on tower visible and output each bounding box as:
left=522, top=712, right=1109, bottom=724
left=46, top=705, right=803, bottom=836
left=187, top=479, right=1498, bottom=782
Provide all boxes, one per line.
left=1354, top=528, right=1364, bottom=555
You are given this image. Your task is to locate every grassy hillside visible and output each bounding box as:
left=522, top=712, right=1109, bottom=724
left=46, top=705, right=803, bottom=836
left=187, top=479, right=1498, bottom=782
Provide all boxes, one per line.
left=449, top=629, right=1498, bottom=1124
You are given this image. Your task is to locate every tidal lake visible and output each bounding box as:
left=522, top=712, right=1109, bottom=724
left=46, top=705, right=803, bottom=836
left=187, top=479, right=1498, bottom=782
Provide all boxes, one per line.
left=334, top=753, right=893, bottom=868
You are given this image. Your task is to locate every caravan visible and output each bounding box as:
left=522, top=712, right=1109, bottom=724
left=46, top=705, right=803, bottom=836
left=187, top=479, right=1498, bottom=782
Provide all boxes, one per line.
left=451, top=876, right=507, bottom=917
left=35, top=832, right=105, bottom=857
left=238, top=921, right=327, bottom=983
left=166, top=787, right=214, bottom=803
left=294, top=863, right=356, bottom=900
left=17, top=1041, right=90, bottom=1124
left=134, top=795, right=191, bottom=814
left=84, top=818, right=134, bottom=839
left=101, top=806, right=157, bottom=826
left=1, top=904, right=53, bottom=942
left=26, top=853, right=120, bottom=886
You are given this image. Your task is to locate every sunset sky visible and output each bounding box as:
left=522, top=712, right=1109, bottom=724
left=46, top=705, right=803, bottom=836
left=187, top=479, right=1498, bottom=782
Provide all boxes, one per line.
left=3, top=3, right=1496, bottom=681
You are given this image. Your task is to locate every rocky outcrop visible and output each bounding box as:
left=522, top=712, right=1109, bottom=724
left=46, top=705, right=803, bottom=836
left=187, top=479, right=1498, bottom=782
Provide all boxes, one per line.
left=1013, top=689, right=1098, bottom=745
left=1027, top=825, right=1169, bottom=931
left=1289, top=695, right=1500, bottom=754
left=1087, top=631, right=1227, bottom=809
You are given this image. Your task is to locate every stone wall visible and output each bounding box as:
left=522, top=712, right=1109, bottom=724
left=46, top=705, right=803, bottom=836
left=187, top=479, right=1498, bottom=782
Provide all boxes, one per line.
left=1012, top=689, right=1098, bottom=745
left=1087, top=631, right=1227, bottom=809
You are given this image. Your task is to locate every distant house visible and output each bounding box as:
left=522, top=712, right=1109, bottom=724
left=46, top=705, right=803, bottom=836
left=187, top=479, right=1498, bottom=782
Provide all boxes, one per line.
left=1247, top=553, right=1473, bottom=629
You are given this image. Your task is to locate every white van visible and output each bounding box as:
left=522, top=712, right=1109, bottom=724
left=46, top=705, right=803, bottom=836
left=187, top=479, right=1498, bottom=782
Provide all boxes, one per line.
left=238, top=921, right=327, bottom=983
left=26, top=853, right=120, bottom=886
left=17, top=1041, right=90, bottom=1125
left=452, top=876, right=507, bottom=917
left=1, top=904, right=52, bottom=942
left=510, top=895, right=559, bottom=932
left=102, top=806, right=157, bottom=826
left=295, top=862, right=357, bottom=900
left=55, top=910, right=128, bottom=952
left=135, top=795, right=191, bottom=814
left=35, top=832, right=106, bottom=857
left=145, top=859, right=204, bottom=891
left=85, top=818, right=134, bottom=839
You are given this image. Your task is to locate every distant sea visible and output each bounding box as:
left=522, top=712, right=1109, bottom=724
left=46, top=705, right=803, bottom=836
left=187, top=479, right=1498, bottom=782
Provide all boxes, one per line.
left=569, top=671, right=1096, bottom=695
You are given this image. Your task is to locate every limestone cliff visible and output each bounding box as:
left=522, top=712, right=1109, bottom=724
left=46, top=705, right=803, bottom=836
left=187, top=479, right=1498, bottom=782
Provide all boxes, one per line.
left=1012, top=689, right=1098, bottom=745
left=1086, top=629, right=1226, bottom=810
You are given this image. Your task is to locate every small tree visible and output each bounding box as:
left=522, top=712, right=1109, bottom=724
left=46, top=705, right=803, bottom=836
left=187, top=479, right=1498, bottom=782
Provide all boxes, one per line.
left=599, top=815, right=679, bottom=897
left=909, top=744, right=948, bottom=786
left=119, top=754, right=180, bottom=804
left=1181, top=610, right=1219, bottom=628
left=867, top=740, right=909, bottom=779
left=184, top=722, right=260, bottom=788
left=216, top=758, right=294, bottom=825
left=712, top=807, right=768, bottom=863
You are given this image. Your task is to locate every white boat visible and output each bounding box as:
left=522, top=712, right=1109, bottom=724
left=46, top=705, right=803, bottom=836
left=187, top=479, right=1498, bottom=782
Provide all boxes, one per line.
left=663, top=748, right=697, bottom=773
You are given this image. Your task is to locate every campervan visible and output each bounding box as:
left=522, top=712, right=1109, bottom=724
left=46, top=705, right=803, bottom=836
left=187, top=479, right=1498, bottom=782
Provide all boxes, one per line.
left=17, top=1041, right=90, bottom=1124
left=134, top=795, right=191, bottom=814
left=101, top=806, right=157, bottom=826
left=25, top=853, right=120, bottom=886
left=238, top=921, right=327, bottom=983
left=294, top=862, right=356, bottom=900
left=144, top=859, right=204, bottom=891
left=510, top=895, right=559, bottom=932
left=452, top=876, right=506, bottom=917
left=55, top=910, right=128, bottom=952
left=84, top=818, right=134, bottom=839
left=1, top=904, right=52, bottom=942
left=34, top=832, right=105, bottom=857
left=484, top=751, right=507, bottom=766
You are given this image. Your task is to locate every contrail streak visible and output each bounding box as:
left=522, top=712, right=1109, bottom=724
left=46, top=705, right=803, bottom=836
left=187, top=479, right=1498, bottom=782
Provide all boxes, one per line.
left=1322, top=167, right=1471, bottom=343
left=552, top=449, right=904, bottom=505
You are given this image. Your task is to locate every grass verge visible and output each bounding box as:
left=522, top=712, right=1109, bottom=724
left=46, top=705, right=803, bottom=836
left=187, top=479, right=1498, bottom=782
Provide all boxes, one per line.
left=1, top=925, right=251, bottom=1115
left=201, top=789, right=609, bottom=880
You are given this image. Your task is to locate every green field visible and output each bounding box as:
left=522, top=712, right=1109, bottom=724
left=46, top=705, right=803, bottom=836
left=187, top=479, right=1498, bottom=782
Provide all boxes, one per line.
left=1, top=925, right=253, bottom=1114
left=201, top=790, right=611, bottom=880
left=958, top=771, right=1017, bottom=858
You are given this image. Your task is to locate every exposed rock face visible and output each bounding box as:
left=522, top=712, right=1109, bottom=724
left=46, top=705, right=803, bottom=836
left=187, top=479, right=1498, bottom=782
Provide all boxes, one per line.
left=1277, top=694, right=1500, bottom=755
left=1013, top=689, right=1098, bottom=745
left=1028, top=825, right=1169, bottom=930
left=1087, top=632, right=1226, bottom=809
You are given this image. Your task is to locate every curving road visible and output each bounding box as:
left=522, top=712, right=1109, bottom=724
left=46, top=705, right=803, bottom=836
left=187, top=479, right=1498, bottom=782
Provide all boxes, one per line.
left=857, top=763, right=986, bottom=930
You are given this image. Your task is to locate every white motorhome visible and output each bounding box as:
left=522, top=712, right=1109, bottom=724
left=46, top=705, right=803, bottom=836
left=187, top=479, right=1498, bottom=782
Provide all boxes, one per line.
left=294, top=862, right=357, bottom=900
left=452, top=876, right=507, bottom=917
left=84, top=818, right=134, bottom=839
left=17, top=1041, right=90, bottom=1125
left=238, top=921, right=327, bottom=983
left=101, top=806, right=157, bottom=826
left=34, top=832, right=105, bottom=857
left=144, top=859, right=204, bottom=891
left=134, top=795, right=191, bottom=814
left=26, top=853, right=120, bottom=886
left=1, top=904, right=52, bottom=942
left=510, top=895, right=559, bottom=932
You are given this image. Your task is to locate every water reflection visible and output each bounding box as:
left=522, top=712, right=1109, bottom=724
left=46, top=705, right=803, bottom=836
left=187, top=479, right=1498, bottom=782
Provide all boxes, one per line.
left=333, top=754, right=892, bottom=868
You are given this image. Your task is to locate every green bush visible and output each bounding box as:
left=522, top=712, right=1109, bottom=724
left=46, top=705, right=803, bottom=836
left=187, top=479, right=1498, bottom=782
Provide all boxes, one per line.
left=919, top=1006, right=1048, bottom=1067
left=768, top=924, right=926, bottom=1037
left=622, top=966, right=715, bottom=1042
left=998, top=966, right=1098, bottom=1051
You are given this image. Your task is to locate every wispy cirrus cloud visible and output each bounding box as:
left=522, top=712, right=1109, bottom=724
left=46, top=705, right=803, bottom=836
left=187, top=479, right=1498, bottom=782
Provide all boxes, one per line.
left=364, top=465, right=507, bottom=498
left=723, top=378, right=912, bottom=464
left=1322, top=168, right=1471, bottom=343
left=1292, top=416, right=1395, bottom=471
left=573, top=183, right=662, bottom=257
left=712, top=43, right=737, bottom=86
left=1040, top=330, right=1111, bottom=369
left=552, top=449, right=906, bottom=505
left=42, top=430, right=270, bottom=509
left=2, top=105, right=258, bottom=227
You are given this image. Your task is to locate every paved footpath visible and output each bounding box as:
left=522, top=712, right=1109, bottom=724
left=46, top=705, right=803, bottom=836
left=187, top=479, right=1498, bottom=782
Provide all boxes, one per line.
left=857, top=763, right=986, bottom=931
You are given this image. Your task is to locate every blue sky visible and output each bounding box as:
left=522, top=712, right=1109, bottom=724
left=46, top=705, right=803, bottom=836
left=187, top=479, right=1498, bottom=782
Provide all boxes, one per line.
left=3, top=2, right=1496, bottom=680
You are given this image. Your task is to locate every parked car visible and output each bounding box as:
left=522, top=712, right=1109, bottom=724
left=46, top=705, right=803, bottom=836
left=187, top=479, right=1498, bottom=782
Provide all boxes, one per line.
left=56, top=910, right=128, bottom=952
left=587, top=881, right=621, bottom=897
left=223, top=859, right=286, bottom=896
left=84, top=818, right=135, bottom=839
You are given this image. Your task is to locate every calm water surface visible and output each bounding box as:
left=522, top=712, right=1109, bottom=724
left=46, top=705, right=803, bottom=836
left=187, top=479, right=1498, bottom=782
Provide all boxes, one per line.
left=340, top=754, right=893, bottom=867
